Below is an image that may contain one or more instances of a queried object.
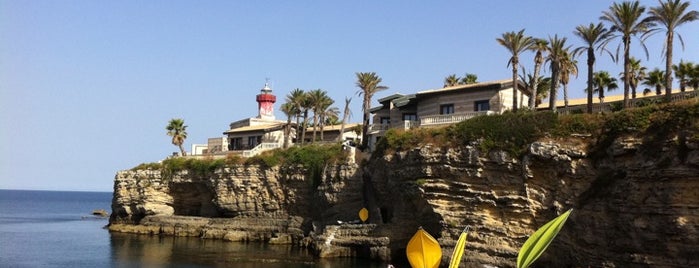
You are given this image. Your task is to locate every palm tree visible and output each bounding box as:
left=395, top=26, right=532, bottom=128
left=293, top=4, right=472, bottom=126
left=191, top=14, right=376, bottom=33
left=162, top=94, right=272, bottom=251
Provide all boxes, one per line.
left=592, top=71, right=619, bottom=106
left=462, top=73, right=478, bottom=84
left=300, top=94, right=313, bottom=145
left=337, top=97, right=352, bottom=142
left=280, top=102, right=295, bottom=149
left=307, top=89, right=331, bottom=143
left=690, top=63, right=699, bottom=90
left=166, top=118, right=188, bottom=156
left=497, top=29, right=534, bottom=111
left=318, top=97, right=336, bottom=142
left=559, top=50, right=578, bottom=110
left=286, top=88, right=306, bottom=144
left=520, top=72, right=552, bottom=107
left=546, top=35, right=570, bottom=112
left=600, top=0, right=653, bottom=108
left=322, top=105, right=340, bottom=139
left=573, top=22, right=614, bottom=113
left=444, top=74, right=460, bottom=87
left=528, top=38, right=549, bottom=109
left=673, top=60, right=694, bottom=92
left=644, top=68, right=666, bottom=95
left=622, top=57, right=647, bottom=99
left=356, top=72, right=388, bottom=150
left=647, top=0, right=699, bottom=100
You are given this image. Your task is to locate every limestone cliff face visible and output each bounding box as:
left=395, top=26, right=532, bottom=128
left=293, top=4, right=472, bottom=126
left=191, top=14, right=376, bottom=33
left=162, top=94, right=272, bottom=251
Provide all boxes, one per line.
left=366, top=135, right=699, bottom=267
left=110, top=134, right=699, bottom=267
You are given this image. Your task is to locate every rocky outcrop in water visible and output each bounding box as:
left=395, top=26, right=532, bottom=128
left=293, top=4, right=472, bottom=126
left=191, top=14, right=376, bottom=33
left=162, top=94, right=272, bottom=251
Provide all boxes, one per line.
left=110, top=133, right=699, bottom=267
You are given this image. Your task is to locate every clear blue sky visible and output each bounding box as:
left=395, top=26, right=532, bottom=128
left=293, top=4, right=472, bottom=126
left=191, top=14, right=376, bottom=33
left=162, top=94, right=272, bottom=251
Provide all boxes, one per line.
left=1, top=1, right=698, bottom=192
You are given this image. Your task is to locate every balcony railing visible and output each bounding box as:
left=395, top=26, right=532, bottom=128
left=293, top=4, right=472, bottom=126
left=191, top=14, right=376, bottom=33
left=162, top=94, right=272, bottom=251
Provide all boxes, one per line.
left=367, top=111, right=493, bottom=133
left=420, top=111, right=493, bottom=126
left=242, top=142, right=280, bottom=157
left=368, top=120, right=420, bottom=134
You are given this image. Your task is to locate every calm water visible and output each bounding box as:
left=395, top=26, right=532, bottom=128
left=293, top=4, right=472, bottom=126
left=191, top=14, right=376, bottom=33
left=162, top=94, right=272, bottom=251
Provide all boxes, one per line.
left=0, top=189, right=387, bottom=267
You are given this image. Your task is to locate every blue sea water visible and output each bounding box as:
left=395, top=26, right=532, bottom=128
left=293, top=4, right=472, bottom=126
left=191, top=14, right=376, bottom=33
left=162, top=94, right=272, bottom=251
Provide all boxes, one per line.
left=0, top=190, right=387, bottom=268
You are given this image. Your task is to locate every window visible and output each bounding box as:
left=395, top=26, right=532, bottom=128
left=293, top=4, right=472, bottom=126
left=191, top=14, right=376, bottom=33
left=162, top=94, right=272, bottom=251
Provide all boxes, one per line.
left=229, top=138, right=243, bottom=150
left=380, top=117, right=390, bottom=124
left=440, top=104, right=454, bottom=115
left=248, top=136, right=261, bottom=148
left=474, top=100, right=490, bottom=111
left=402, top=113, right=417, bottom=121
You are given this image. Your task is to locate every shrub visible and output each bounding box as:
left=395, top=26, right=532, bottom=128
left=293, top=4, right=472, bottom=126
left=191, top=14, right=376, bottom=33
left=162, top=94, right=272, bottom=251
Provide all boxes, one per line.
left=130, top=162, right=162, bottom=171
left=280, top=144, right=346, bottom=187
left=447, top=111, right=558, bottom=156
left=160, top=157, right=225, bottom=176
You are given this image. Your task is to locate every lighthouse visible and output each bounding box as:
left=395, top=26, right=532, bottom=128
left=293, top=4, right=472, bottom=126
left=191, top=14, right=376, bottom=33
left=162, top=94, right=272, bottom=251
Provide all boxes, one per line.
left=256, top=82, right=276, bottom=120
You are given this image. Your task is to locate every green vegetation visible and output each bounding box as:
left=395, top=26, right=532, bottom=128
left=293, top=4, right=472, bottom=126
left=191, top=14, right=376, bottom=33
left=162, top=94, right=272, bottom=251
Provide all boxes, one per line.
left=374, top=128, right=449, bottom=155
left=130, top=143, right=347, bottom=186
left=448, top=111, right=559, bottom=156
left=373, top=100, right=699, bottom=158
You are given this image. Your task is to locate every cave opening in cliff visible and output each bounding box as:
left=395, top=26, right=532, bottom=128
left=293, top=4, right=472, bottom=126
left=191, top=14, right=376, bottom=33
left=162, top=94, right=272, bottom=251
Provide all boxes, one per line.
left=352, top=245, right=373, bottom=259
left=380, top=207, right=393, bottom=223
left=170, top=182, right=220, bottom=217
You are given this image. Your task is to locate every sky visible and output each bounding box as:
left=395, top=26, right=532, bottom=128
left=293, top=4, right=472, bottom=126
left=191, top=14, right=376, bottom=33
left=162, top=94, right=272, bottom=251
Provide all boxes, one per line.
left=1, top=0, right=698, bottom=192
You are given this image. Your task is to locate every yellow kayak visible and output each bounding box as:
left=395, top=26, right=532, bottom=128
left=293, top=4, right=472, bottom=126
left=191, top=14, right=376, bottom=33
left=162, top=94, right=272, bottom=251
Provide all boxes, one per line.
left=406, top=228, right=442, bottom=268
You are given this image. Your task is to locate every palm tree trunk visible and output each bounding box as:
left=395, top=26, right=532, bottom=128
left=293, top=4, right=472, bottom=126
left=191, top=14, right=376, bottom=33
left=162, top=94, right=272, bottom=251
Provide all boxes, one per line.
left=549, top=64, right=559, bottom=113
left=295, top=113, right=301, bottom=144
left=512, top=65, right=518, bottom=111
left=563, top=83, right=569, bottom=110
left=283, top=116, right=291, bottom=149
left=312, top=113, right=318, bottom=143
left=586, top=49, right=595, bottom=114
left=178, top=144, right=186, bottom=156
left=319, top=114, right=325, bottom=141
left=623, top=37, right=631, bottom=108
left=530, top=60, right=542, bottom=109
left=337, top=98, right=350, bottom=142
left=301, top=110, right=308, bottom=145
left=361, top=97, right=370, bottom=150
left=664, top=31, right=674, bottom=101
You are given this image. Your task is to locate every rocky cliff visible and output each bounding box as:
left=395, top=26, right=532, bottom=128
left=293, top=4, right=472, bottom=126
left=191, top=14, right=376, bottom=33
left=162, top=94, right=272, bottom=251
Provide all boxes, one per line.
left=110, top=133, right=699, bottom=267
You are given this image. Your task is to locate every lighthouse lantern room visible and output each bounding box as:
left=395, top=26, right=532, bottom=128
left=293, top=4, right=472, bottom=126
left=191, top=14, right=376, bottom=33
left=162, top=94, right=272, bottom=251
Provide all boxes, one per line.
left=256, top=83, right=276, bottom=120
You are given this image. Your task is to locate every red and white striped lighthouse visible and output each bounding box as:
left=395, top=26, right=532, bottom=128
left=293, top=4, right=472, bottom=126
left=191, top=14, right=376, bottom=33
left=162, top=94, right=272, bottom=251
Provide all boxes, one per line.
left=256, top=82, right=276, bottom=120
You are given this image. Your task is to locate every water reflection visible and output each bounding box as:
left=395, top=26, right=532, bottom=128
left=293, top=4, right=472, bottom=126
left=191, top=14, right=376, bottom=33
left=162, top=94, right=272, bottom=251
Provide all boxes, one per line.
left=110, top=233, right=388, bottom=268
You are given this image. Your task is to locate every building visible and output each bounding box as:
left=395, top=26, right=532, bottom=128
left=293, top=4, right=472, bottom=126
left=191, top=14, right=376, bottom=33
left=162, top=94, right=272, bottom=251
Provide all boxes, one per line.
left=303, top=123, right=361, bottom=144
left=220, top=83, right=291, bottom=157
left=188, top=82, right=361, bottom=157
left=367, top=79, right=529, bottom=149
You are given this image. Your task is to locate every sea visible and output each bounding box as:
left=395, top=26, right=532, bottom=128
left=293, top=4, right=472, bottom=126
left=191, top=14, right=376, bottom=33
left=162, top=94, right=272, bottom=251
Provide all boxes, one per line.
left=0, top=189, right=388, bottom=268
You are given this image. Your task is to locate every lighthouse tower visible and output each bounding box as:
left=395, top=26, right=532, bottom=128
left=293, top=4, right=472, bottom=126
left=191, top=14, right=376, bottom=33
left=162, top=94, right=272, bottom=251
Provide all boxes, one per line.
left=256, top=82, right=276, bottom=120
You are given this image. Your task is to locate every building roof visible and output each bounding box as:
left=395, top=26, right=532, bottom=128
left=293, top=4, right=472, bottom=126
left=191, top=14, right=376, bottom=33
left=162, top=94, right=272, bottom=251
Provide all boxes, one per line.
left=417, top=79, right=524, bottom=96
left=305, top=123, right=361, bottom=132
left=223, top=123, right=286, bottom=134
left=377, top=93, right=405, bottom=103
left=369, top=79, right=528, bottom=114
left=393, top=94, right=416, bottom=108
